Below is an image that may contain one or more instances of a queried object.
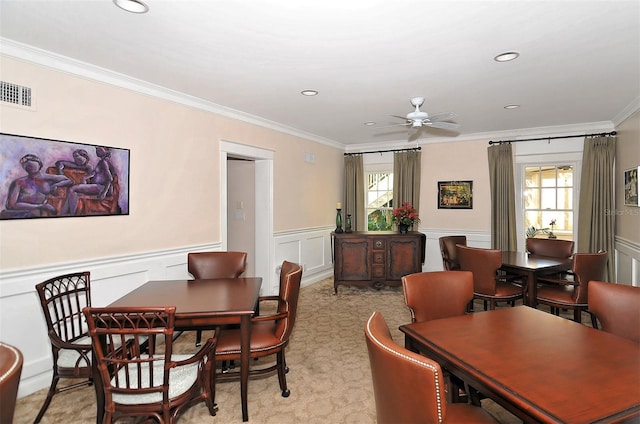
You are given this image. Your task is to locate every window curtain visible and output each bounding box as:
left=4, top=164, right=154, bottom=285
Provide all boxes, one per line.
left=344, top=155, right=365, bottom=231
left=488, top=143, right=517, bottom=250
left=577, top=135, right=616, bottom=281
left=393, top=150, right=422, bottom=226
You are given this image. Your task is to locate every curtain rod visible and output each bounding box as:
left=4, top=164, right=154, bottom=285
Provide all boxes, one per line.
left=344, top=147, right=421, bottom=156
left=488, top=131, right=616, bottom=145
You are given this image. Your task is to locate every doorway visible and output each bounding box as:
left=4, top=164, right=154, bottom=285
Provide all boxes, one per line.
left=221, top=141, right=274, bottom=294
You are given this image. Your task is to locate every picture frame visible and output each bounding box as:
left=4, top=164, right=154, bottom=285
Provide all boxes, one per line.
left=0, top=133, right=130, bottom=220
left=438, top=180, right=473, bottom=209
left=624, top=166, right=639, bottom=207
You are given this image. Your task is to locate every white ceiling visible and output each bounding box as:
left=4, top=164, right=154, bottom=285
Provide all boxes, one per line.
left=1, top=0, right=639, bottom=148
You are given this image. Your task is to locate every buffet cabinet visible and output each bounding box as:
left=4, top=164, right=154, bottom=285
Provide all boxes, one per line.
left=332, top=231, right=426, bottom=294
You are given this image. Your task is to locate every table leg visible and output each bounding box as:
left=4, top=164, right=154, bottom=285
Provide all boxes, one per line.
left=523, top=271, right=537, bottom=307
left=240, top=314, right=251, bottom=422
left=93, top=339, right=104, bottom=424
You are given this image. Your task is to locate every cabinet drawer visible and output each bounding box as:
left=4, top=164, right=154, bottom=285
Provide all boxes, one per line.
left=372, top=252, right=385, bottom=264
left=373, top=239, right=385, bottom=250
left=372, top=265, right=385, bottom=279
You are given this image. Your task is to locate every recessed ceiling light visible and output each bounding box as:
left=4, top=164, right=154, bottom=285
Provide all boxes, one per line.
left=301, top=90, right=318, bottom=96
left=494, top=51, right=520, bottom=62
left=113, top=0, right=149, bottom=14
left=364, top=122, right=376, bottom=126
left=504, top=104, right=520, bottom=109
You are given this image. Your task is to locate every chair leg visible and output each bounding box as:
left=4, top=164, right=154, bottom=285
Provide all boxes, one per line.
left=195, top=330, right=203, bottom=347
left=276, top=350, right=290, bottom=397
left=574, top=309, right=582, bottom=323
left=34, top=375, right=60, bottom=423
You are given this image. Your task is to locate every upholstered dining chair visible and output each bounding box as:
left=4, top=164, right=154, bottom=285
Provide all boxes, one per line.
left=83, top=306, right=218, bottom=423
left=364, top=311, right=499, bottom=424
left=536, top=251, right=607, bottom=323
left=525, top=238, right=574, bottom=259
left=187, top=251, right=248, bottom=347
left=438, top=235, right=467, bottom=271
left=402, top=270, right=475, bottom=403
left=215, top=260, right=303, bottom=398
left=0, top=342, right=23, bottom=424
left=588, top=281, right=640, bottom=343
left=456, top=245, right=523, bottom=310
left=34, top=272, right=93, bottom=423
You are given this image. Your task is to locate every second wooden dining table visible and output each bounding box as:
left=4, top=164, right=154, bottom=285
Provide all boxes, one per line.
left=500, top=251, right=571, bottom=306
left=98, top=277, right=262, bottom=422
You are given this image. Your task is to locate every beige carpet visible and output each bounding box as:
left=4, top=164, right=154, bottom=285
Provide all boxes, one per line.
left=14, top=277, right=523, bottom=423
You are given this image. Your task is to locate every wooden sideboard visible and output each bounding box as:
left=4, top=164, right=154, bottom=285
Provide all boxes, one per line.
left=332, top=231, right=426, bottom=294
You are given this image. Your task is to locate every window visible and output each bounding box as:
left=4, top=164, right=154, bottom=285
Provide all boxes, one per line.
left=366, top=172, right=393, bottom=231
left=523, top=165, right=574, bottom=239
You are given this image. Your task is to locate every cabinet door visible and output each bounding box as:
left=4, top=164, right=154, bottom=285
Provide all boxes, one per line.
left=336, top=237, right=371, bottom=281
left=387, top=236, right=421, bottom=280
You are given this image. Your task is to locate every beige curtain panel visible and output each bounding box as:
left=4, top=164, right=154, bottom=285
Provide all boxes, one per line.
left=393, top=150, right=422, bottom=220
left=578, top=135, right=616, bottom=281
left=488, top=143, right=517, bottom=251
left=344, top=155, right=365, bottom=231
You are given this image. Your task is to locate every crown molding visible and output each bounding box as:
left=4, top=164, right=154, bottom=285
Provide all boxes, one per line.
left=0, top=37, right=344, bottom=149
left=612, top=96, right=640, bottom=126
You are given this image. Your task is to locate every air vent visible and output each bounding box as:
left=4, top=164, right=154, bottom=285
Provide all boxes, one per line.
left=1, top=81, right=32, bottom=107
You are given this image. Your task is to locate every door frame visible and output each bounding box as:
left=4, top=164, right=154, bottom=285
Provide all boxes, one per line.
left=221, top=140, right=274, bottom=294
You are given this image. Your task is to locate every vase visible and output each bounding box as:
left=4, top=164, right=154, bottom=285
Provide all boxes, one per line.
left=345, top=214, right=352, bottom=233
left=335, top=208, right=343, bottom=233
left=398, top=224, right=410, bottom=234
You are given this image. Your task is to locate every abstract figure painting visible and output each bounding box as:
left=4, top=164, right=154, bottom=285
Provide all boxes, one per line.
left=437, top=180, right=473, bottom=209
left=624, top=166, right=639, bottom=207
left=0, top=133, right=130, bottom=220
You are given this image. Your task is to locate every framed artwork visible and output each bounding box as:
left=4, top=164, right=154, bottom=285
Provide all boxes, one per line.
left=0, top=133, right=130, bottom=220
left=624, top=166, right=639, bottom=207
left=438, top=180, right=473, bottom=209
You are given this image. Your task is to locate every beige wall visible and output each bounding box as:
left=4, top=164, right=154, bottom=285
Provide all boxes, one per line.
left=615, top=110, right=640, bottom=243
left=420, top=138, right=491, bottom=231
left=0, top=56, right=343, bottom=270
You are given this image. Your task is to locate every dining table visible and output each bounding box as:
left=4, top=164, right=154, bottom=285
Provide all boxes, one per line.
left=400, top=306, right=640, bottom=423
left=94, top=277, right=262, bottom=422
left=500, top=251, right=571, bottom=306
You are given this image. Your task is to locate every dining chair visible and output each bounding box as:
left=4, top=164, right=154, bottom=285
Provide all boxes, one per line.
left=187, top=251, right=248, bottom=347
left=34, top=272, right=93, bottom=423
left=588, top=281, right=640, bottom=343
left=536, top=251, right=607, bottom=323
left=438, top=235, right=467, bottom=271
left=364, top=311, right=499, bottom=424
left=83, top=306, right=218, bottom=423
left=402, top=270, right=475, bottom=403
left=215, top=260, right=303, bottom=397
left=525, top=238, right=574, bottom=259
left=0, top=342, right=23, bottom=424
left=456, top=245, right=523, bottom=310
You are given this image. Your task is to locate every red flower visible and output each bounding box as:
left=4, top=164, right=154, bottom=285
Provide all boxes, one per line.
left=392, top=202, right=421, bottom=226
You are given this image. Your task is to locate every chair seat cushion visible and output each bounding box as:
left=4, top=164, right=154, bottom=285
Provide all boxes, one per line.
left=57, top=336, right=92, bottom=368
left=216, top=321, right=283, bottom=356
left=111, top=354, right=198, bottom=405
left=536, top=285, right=583, bottom=307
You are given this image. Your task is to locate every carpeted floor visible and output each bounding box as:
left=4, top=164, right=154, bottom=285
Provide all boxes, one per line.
left=15, top=277, right=527, bottom=423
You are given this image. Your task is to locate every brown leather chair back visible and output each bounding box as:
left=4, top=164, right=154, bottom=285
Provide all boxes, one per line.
left=526, top=238, right=574, bottom=259
left=588, top=281, right=640, bottom=343
left=402, top=271, right=473, bottom=323
left=0, top=342, right=23, bottom=424
left=439, top=236, right=467, bottom=270
left=571, top=251, right=607, bottom=304
left=456, top=245, right=502, bottom=296
left=187, top=251, right=247, bottom=279
left=274, top=261, right=303, bottom=341
left=365, top=311, right=448, bottom=423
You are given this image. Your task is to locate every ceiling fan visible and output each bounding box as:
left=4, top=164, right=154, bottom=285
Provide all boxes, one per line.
left=378, top=97, right=460, bottom=131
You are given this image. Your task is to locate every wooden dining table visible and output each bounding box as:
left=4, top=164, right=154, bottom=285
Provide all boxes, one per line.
left=400, top=306, right=640, bottom=423
left=500, top=251, right=571, bottom=306
left=95, top=277, right=262, bottom=422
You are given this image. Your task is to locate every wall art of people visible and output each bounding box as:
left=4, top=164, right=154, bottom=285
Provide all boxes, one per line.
left=0, top=133, right=130, bottom=219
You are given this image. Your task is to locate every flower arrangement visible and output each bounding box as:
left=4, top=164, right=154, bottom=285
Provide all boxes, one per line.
left=548, top=219, right=557, bottom=238
left=392, top=202, right=421, bottom=227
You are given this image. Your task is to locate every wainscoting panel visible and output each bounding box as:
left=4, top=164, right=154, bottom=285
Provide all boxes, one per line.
left=615, top=236, right=640, bottom=286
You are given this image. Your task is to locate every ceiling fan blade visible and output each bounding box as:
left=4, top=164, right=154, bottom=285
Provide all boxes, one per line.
left=390, top=114, right=409, bottom=121
left=424, top=121, right=461, bottom=130
left=374, top=122, right=411, bottom=129
left=425, top=112, right=456, bottom=122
